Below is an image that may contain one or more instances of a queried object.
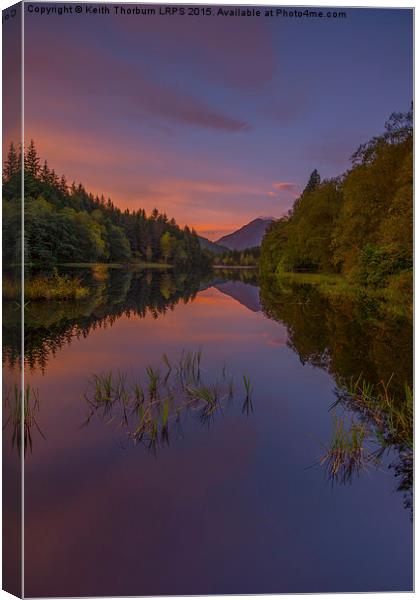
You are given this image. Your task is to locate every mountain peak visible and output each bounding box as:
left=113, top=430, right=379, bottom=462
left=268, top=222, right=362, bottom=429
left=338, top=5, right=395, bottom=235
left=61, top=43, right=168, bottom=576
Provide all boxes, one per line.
left=215, top=218, right=273, bottom=251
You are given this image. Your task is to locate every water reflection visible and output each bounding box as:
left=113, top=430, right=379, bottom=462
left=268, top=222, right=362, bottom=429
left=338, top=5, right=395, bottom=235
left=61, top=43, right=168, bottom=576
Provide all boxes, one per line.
left=4, top=267, right=412, bottom=515
left=83, top=350, right=253, bottom=454
left=260, top=277, right=412, bottom=393
left=259, top=276, right=413, bottom=516
left=17, top=268, right=412, bottom=595
left=327, top=380, right=413, bottom=518
left=3, top=383, right=45, bottom=456
left=4, top=269, right=206, bottom=372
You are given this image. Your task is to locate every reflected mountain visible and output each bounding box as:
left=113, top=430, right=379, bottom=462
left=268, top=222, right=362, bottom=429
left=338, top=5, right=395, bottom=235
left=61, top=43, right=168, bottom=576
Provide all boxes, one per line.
left=215, top=281, right=261, bottom=312
left=3, top=268, right=200, bottom=372
left=2, top=266, right=413, bottom=516
left=3, top=267, right=260, bottom=373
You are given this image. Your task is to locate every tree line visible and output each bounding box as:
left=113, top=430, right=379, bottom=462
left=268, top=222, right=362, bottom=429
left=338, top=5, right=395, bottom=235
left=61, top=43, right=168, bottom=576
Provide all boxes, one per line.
left=215, top=247, right=260, bottom=267
left=3, top=141, right=212, bottom=270
left=260, top=108, right=413, bottom=294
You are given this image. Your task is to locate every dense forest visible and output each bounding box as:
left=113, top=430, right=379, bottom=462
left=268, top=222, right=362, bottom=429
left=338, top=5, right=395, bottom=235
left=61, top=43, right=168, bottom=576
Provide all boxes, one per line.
left=260, top=109, right=413, bottom=297
left=215, top=246, right=260, bottom=267
left=3, top=141, right=211, bottom=270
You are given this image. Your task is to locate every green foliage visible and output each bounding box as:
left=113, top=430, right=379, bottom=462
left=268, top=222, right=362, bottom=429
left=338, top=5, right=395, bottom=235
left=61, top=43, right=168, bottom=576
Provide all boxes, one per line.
left=3, top=269, right=89, bottom=300
left=302, top=168, right=321, bottom=195
left=355, top=244, right=397, bottom=287
left=3, top=141, right=211, bottom=271
left=260, top=108, right=413, bottom=296
left=215, top=246, right=260, bottom=266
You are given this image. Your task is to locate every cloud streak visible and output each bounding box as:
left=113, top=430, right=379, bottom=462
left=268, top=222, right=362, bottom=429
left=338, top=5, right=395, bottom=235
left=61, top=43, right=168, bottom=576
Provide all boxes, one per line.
left=25, top=30, right=250, bottom=133
left=272, top=182, right=296, bottom=191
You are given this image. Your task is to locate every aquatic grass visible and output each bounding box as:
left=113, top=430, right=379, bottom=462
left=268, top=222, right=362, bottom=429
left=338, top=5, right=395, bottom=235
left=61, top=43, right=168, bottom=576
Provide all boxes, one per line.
left=186, top=383, right=219, bottom=406
left=84, top=350, right=254, bottom=452
left=339, top=374, right=413, bottom=450
left=243, top=375, right=252, bottom=395
left=93, top=372, right=114, bottom=407
left=241, top=375, right=254, bottom=415
left=146, top=366, right=160, bottom=400
left=8, top=269, right=90, bottom=301
left=320, top=416, right=375, bottom=484
left=3, top=383, right=45, bottom=456
left=133, top=384, right=145, bottom=414
left=162, top=353, right=172, bottom=385
left=321, top=375, right=413, bottom=487
left=176, top=349, right=202, bottom=388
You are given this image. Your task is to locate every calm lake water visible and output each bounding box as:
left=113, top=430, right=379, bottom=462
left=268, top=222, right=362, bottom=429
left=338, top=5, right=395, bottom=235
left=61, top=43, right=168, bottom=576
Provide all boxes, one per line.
left=3, top=268, right=413, bottom=596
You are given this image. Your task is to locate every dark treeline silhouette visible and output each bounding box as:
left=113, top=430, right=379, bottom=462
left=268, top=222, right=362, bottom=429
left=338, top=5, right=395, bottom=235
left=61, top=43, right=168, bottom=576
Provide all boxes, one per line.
left=260, top=109, right=413, bottom=297
left=3, top=140, right=212, bottom=270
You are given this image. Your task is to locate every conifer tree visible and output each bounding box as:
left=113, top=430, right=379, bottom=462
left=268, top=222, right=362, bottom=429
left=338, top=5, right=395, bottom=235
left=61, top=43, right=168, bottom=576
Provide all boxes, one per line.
left=59, top=174, right=68, bottom=194
left=40, top=160, right=50, bottom=182
left=302, top=169, right=321, bottom=195
left=3, top=142, right=20, bottom=181
left=24, top=139, right=40, bottom=177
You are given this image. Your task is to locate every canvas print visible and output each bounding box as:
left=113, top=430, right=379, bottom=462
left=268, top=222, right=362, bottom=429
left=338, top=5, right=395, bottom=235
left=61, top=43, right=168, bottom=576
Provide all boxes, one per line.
left=2, top=2, right=413, bottom=597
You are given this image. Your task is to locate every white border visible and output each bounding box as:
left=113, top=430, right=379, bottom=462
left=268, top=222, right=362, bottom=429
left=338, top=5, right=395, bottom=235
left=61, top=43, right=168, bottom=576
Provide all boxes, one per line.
left=0, top=1, right=415, bottom=600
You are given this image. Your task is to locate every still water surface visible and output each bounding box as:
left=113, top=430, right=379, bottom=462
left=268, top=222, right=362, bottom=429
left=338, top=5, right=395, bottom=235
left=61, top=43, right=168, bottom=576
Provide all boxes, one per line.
left=4, top=268, right=413, bottom=596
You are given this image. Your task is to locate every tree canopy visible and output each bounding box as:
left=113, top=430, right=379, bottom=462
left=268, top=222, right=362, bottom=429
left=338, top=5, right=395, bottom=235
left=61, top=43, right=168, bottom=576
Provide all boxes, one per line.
left=260, top=108, right=413, bottom=293
left=3, top=141, right=211, bottom=270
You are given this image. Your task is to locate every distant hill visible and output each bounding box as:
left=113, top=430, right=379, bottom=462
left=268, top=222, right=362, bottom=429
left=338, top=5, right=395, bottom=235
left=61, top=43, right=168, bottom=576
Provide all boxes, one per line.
left=198, top=236, right=229, bottom=255
left=215, top=218, right=273, bottom=251
left=215, top=281, right=261, bottom=312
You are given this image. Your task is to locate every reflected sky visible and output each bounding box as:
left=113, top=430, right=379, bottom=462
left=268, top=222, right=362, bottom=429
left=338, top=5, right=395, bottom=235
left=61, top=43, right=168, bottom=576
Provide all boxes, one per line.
left=23, top=284, right=412, bottom=596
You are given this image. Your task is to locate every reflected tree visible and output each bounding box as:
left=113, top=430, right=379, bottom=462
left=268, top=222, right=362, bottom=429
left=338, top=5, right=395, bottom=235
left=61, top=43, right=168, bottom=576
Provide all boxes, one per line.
left=260, top=276, right=413, bottom=515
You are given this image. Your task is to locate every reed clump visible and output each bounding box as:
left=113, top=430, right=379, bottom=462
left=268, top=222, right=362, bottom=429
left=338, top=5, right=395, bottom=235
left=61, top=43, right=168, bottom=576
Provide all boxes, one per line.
left=320, top=416, right=374, bottom=483
left=339, top=375, right=412, bottom=450
left=84, top=350, right=253, bottom=451
left=321, top=375, right=413, bottom=484
left=3, top=383, right=45, bottom=456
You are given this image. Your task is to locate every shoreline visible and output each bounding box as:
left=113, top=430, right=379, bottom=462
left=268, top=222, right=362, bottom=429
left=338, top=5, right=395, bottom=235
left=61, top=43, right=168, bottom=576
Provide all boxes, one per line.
left=212, top=265, right=257, bottom=270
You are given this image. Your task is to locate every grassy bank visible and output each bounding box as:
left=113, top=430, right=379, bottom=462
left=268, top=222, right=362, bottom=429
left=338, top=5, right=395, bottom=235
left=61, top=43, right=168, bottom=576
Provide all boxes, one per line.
left=213, top=265, right=257, bottom=270
left=3, top=270, right=89, bottom=301
left=60, top=261, right=173, bottom=270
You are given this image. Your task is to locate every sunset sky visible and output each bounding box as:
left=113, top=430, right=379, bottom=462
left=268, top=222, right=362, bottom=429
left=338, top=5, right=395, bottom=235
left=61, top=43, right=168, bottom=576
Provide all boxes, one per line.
left=22, top=5, right=412, bottom=240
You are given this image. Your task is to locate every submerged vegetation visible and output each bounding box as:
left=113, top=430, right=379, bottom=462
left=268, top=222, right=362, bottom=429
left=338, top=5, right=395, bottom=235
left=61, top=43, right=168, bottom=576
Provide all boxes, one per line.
left=3, top=384, right=44, bottom=456
left=260, top=109, right=413, bottom=308
left=84, top=350, right=253, bottom=452
left=260, top=275, right=412, bottom=514
left=321, top=377, right=413, bottom=517
left=320, top=416, right=371, bottom=483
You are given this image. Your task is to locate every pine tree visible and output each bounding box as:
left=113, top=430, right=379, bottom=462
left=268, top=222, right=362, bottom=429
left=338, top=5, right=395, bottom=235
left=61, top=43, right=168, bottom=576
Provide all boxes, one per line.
left=59, top=174, right=68, bottom=194
left=303, top=169, right=321, bottom=195
left=24, top=139, right=40, bottom=177
left=49, top=169, right=59, bottom=187
left=3, top=142, right=20, bottom=181
left=40, top=160, right=50, bottom=182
